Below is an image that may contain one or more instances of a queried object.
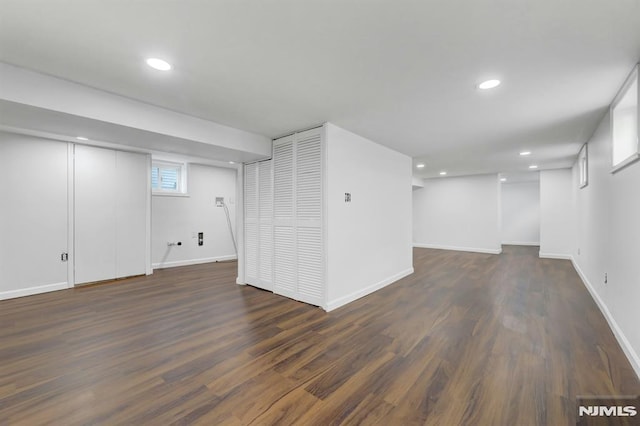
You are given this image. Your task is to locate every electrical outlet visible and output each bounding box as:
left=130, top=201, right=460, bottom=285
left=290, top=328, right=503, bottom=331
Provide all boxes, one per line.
left=345, top=192, right=351, bottom=202
left=198, top=232, right=204, bottom=246
left=577, top=248, right=581, bottom=255
left=604, top=273, right=607, bottom=284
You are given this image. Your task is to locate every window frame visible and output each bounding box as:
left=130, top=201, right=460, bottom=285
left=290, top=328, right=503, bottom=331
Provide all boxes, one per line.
left=610, top=64, right=640, bottom=174
left=151, top=160, right=188, bottom=196
left=578, top=143, right=588, bottom=188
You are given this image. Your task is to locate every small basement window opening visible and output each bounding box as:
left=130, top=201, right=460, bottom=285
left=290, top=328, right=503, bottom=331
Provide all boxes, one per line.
left=151, top=161, right=188, bottom=195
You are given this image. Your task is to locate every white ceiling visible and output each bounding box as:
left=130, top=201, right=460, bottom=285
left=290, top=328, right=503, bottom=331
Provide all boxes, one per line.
left=1, top=0, right=639, bottom=177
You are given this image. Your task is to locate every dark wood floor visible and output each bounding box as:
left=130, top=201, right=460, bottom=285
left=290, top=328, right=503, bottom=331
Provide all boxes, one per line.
left=1, top=246, right=638, bottom=425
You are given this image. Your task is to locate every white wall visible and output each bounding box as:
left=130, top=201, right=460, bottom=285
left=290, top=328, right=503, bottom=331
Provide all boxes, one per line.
left=539, top=169, right=573, bottom=258
left=413, top=173, right=501, bottom=254
left=501, top=181, right=540, bottom=245
left=0, top=132, right=69, bottom=299
left=325, top=123, right=413, bottom=311
left=152, top=163, right=237, bottom=268
left=572, top=110, right=640, bottom=378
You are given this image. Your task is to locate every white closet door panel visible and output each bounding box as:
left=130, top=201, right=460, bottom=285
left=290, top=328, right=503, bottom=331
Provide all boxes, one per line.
left=245, top=163, right=258, bottom=219
left=274, top=226, right=296, bottom=299
left=258, top=223, right=273, bottom=289
left=115, top=151, right=147, bottom=278
left=296, top=131, right=322, bottom=221
left=75, top=145, right=117, bottom=284
left=258, top=160, right=273, bottom=219
left=245, top=222, right=259, bottom=284
left=244, top=162, right=260, bottom=286
left=0, top=136, right=68, bottom=293
left=274, top=137, right=294, bottom=220
left=258, top=159, right=273, bottom=290
left=297, top=226, right=323, bottom=306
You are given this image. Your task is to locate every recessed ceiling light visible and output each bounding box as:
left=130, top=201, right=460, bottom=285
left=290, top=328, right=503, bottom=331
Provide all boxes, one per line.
left=76, top=136, right=88, bottom=141
left=520, top=151, right=531, bottom=156
left=500, top=178, right=507, bottom=182
left=439, top=171, right=447, bottom=175
left=228, top=161, right=235, bottom=164
left=416, top=163, right=425, bottom=169
left=478, top=79, right=501, bottom=90
left=529, top=165, right=538, bottom=169
left=146, top=58, right=172, bottom=71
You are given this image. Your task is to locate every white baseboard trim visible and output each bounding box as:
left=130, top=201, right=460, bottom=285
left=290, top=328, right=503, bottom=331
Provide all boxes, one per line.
left=153, top=255, right=237, bottom=269
left=502, top=241, right=540, bottom=246
left=413, top=243, right=501, bottom=255
left=0, top=282, right=68, bottom=301
left=571, top=257, right=640, bottom=380
left=325, top=267, right=414, bottom=312
left=539, top=252, right=572, bottom=260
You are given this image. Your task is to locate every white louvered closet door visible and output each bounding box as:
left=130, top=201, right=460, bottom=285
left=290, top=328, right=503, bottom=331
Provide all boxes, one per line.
left=258, top=160, right=273, bottom=290
left=244, top=160, right=274, bottom=291
left=273, top=135, right=297, bottom=300
left=273, top=128, right=324, bottom=307
left=295, top=129, right=323, bottom=306
left=244, top=162, right=260, bottom=287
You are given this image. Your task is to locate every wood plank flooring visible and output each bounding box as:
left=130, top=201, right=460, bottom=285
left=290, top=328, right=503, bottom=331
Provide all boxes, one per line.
left=1, top=246, right=638, bottom=425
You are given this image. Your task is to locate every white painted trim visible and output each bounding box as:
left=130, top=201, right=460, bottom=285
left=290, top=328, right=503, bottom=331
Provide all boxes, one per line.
left=0, top=282, right=68, bottom=300
left=236, top=277, right=246, bottom=285
left=539, top=252, right=572, bottom=260
left=610, top=152, right=640, bottom=174
left=502, top=241, right=540, bottom=246
left=413, top=243, right=501, bottom=255
left=571, top=257, right=640, bottom=380
left=152, top=255, right=237, bottom=269
left=325, top=267, right=414, bottom=312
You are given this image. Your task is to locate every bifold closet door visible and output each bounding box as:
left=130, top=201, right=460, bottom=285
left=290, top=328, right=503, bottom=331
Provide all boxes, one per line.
left=75, top=145, right=147, bottom=284
left=295, top=130, right=323, bottom=306
left=273, top=136, right=296, bottom=300
left=114, top=151, right=147, bottom=278
left=244, top=160, right=273, bottom=291
left=273, top=128, right=324, bottom=307
left=75, top=146, right=117, bottom=284
left=258, top=160, right=273, bottom=290
left=244, top=162, right=259, bottom=286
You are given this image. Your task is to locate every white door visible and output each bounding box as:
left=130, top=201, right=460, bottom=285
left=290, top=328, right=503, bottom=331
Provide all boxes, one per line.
left=244, top=162, right=260, bottom=286
left=75, top=145, right=147, bottom=284
left=0, top=134, right=69, bottom=298
left=257, top=160, right=273, bottom=290
left=244, top=159, right=273, bottom=291
left=74, top=145, right=117, bottom=284
left=115, top=151, right=147, bottom=278
left=272, top=128, right=324, bottom=307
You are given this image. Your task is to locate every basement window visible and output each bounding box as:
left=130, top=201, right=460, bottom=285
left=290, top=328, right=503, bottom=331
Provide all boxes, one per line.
left=578, top=144, right=588, bottom=188
left=611, top=64, right=639, bottom=173
left=151, top=161, right=188, bottom=195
